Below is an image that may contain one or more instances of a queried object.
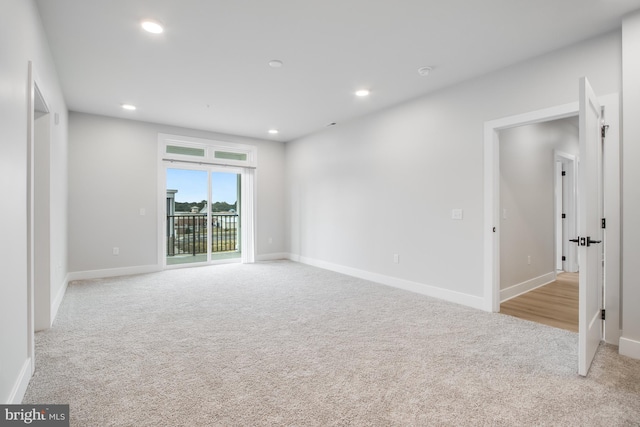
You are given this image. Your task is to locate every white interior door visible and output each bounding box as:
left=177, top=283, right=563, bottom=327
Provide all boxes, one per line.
left=577, top=76, right=604, bottom=376
left=555, top=161, right=563, bottom=271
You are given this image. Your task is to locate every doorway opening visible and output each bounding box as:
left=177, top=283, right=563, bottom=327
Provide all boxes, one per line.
left=158, top=133, right=257, bottom=269
left=483, top=90, right=621, bottom=375
left=27, top=62, right=54, bottom=377
left=165, top=167, right=242, bottom=266
left=496, top=117, right=579, bottom=332
left=33, top=84, right=52, bottom=332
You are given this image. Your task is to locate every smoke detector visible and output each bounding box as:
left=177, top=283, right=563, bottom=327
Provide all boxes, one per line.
left=418, top=66, right=433, bottom=77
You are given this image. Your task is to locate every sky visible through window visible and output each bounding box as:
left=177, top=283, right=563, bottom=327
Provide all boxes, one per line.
left=167, top=169, right=238, bottom=204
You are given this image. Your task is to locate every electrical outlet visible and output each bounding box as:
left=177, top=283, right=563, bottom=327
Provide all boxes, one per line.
left=451, top=209, right=463, bottom=220
left=113, top=247, right=119, bottom=256
left=527, top=255, right=531, bottom=265
left=393, top=254, right=399, bottom=264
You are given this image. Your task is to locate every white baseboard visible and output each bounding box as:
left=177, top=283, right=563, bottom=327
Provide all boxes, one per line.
left=256, top=252, right=289, bottom=261
left=68, top=257, right=291, bottom=281
left=619, top=336, right=640, bottom=360
left=500, top=271, right=557, bottom=302
left=50, top=274, right=69, bottom=327
left=6, top=358, right=32, bottom=404
left=67, top=264, right=161, bottom=282
left=288, top=254, right=485, bottom=311
left=288, top=253, right=301, bottom=262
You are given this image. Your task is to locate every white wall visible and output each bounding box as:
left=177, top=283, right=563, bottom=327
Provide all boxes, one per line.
left=285, top=31, right=621, bottom=307
left=500, top=119, right=579, bottom=291
left=621, top=12, right=640, bottom=359
left=0, top=0, right=68, bottom=403
left=68, top=112, right=286, bottom=276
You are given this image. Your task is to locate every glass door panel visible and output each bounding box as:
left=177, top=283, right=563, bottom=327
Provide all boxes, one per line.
left=166, top=168, right=209, bottom=265
left=210, top=172, right=241, bottom=261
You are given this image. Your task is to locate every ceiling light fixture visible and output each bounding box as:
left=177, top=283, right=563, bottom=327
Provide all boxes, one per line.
left=355, top=89, right=370, bottom=97
left=141, top=19, right=164, bottom=34
left=268, top=60, right=284, bottom=68
left=122, top=104, right=137, bottom=111
left=268, top=129, right=279, bottom=134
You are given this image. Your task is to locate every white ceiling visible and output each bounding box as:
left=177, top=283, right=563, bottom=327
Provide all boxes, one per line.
left=35, top=0, right=640, bottom=142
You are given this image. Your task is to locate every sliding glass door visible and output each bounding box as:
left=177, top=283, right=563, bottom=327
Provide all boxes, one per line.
left=210, top=171, right=241, bottom=261
left=165, top=167, right=241, bottom=266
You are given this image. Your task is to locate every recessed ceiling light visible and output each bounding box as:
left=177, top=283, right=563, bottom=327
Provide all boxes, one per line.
left=122, top=104, right=136, bottom=111
left=355, top=89, right=370, bottom=97
left=141, top=19, right=164, bottom=34
left=268, top=60, right=284, bottom=68
left=268, top=129, right=279, bottom=134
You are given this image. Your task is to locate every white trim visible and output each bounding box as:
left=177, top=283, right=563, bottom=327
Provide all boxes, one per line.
left=157, top=143, right=166, bottom=268
left=7, top=358, right=32, bottom=404
left=67, top=265, right=161, bottom=282
left=483, top=120, right=500, bottom=312
left=484, top=101, right=578, bottom=313
left=483, top=94, right=621, bottom=346
left=619, top=337, right=640, bottom=360
left=158, top=134, right=257, bottom=269
left=164, top=257, right=242, bottom=270
left=26, top=62, right=52, bottom=373
left=601, top=98, right=622, bottom=346
left=159, top=133, right=257, bottom=168
left=289, top=254, right=485, bottom=311
left=256, top=252, right=289, bottom=261
left=554, top=151, right=578, bottom=273
left=241, top=168, right=256, bottom=263
left=500, top=271, right=556, bottom=302
left=288, top=253, right=301, bottom=262
left=50, top=275, right=69, bottom=326
left=555, top=160, right=563, bottom=271
left=26, top=61, right=36, bottom=375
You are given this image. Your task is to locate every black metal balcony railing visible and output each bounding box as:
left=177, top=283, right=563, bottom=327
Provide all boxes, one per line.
left=166, top=213, right=239, bottom=256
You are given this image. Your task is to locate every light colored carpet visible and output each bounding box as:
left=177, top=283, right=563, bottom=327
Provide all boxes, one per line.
left=23, top=261, right=640, bottom=426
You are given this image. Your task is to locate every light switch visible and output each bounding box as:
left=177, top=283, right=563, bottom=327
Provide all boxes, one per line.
left=451, top=209, right=463, bottom=220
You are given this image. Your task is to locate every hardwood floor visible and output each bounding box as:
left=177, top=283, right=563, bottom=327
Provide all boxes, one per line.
left=500, top=272, right=578, bottom=332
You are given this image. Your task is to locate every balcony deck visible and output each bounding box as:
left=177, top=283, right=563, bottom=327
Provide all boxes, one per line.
left=166, top=213, right=240, bottom=265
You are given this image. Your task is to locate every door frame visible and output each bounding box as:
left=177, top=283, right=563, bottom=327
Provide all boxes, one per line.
left=161, top=164, right=250, bottom=268
left=483, top=93, right=621, bottom=345
left=554, top=151, right=578, bottom=273
left=26, top=61, right=53, bottom=377
left=157, top=133, right=257, bottom=269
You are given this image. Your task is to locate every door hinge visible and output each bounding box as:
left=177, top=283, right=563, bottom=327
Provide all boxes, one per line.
left=561, top=171, right=566, bottom=176
left=562, top=213, right=566, bottom=219
left=602, top=218, right=606, bottom=229
left=601, top=124, right=609, bottom=138
left=562, top=256, right=566, bottom=261
left=601, top=309, right=606, bottom=320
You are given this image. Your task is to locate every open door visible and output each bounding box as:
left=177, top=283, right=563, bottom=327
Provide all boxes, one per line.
left=577, top=77, right=604, bottom=376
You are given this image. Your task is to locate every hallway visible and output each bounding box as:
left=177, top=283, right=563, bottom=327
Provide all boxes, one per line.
left=500, top=272, right=579, bottom=332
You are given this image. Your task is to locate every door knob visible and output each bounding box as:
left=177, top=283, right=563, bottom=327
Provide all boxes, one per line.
left=570, top=237, right=587, bottom=246
left=587, top=236, right=602, bottom=246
